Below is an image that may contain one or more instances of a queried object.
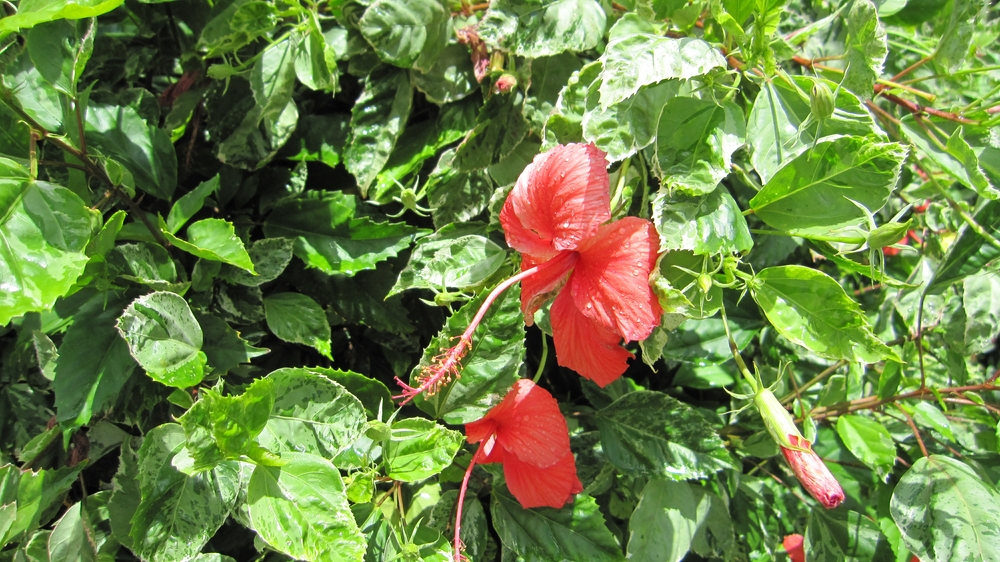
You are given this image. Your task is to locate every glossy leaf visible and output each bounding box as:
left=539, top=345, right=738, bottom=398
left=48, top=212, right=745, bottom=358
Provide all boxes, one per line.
left=412, top=43, right=479, bottom=105
left=835, top=414, right=895, bottom=478
left=247, top=452, right=365, bottom=562
left=0, top=174, right=95, bottom=326
left=196, top=312, right=268, bottom=374
left=166, top=175, right=219, bottom=235
left=891, top=455, right=1000, bottom=562
left=165, top=219, right=255, bottom=273
left=263, top=292, right=332, bottom=359
left=652, top=98, right=745, bottom=194
left=359, top=0, right=449, bottom=71
left=178, top=378, right=275, bottom=471
left=805, top=509, right=883, bottom=561
left=26, top=18, right=95, bottom=96
left=626, top=479, right=713, bottom=562
left=412, top=285, right=524, bottom=424
left=86, top=104, right=177, bottom=200
left=344, top=65, right=413, bottom=196
left=129, top=424, right=239, bottom=562
left=843, top=0, right=887, bottom=98
left=749, top=136, right=906, bottom=232
left=928, top=199, right=1000, bottom=293
left=747, top=75, right=885, bottom=183
left=384, top=418, right=463, bottom=482
left=595, top=391, right=735, bottom=479
left=257, top=367, right=367, bottom=459
left=117, top=291, right=207, bottom=388
left=0, top=0, right=123, bottom=35
left=389, top=222, right=507, bottom=297
left=478, top=0, right=607, bottom=58
left=262, top=190, right=425, bottom=275
left=491, top=489, right=624, bottom=562
left=899, top=116, right=995, bottom=199
left=583, top=74, right=680, bottom=162
left=598, top=14, right=725, bottom=109
left=652, top=184, right=753, bottom=255
left=222, top=237, right=293, bottom=287
left=425, top=148, right=494, bottom=228
left=453, top=90, right=530, bottom=171
left=752, top=266, right=898, bottom=362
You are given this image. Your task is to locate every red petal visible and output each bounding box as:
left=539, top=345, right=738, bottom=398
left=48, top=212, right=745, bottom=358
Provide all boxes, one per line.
left=783, top=534, right=805, bottom=562
left=551, top=291, right=633, bottom=387
left=503, top=451, right=583, bottom=509
left=465, top=417, right=497, bottom=446
left=781, top=436, right=846, bottom=509
left=500, top=143, right=611, bottom=256
left=570, top=217, right=662, bottom=341
left=519, top=252, right=577, bottom=325
left=491, top=379, right=571, bottom=469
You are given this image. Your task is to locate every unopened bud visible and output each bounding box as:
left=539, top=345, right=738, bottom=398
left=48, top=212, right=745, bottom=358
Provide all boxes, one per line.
left=868, top=219, right=911, bottom=249
left=810, top=81, right=835, bottom=121
left=495, top=73, right=518, bottom=94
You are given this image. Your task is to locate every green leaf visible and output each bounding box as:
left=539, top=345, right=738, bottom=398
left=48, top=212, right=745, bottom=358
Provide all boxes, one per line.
left=247, top=452, right=365, bottom=562
left=263, top=292, right=333, bottom=359
left=389, top=222, right=507, bottom=297
left=107, top=437, right=139, bottom=549
left=1, top=463, right=82, bottom=542
left=53, top=291, right=136, bottom=431
left=749, top=136, right=906, bottom=232
left=890, top=455, right=1000, bottom=562
left=278, top=113, right=350, bottom=167
left=928, top=199, right=1000, bottom=293
left=626, top=479, right=713, bottom=562
left=129, top=424, right=239, bottom=562
left=86, top=104, right=177, bottom=200
left=384, top=418, right=463, bottom=482
left=835, top=414, right=896, bottom=478
left=960, top=271, right=1000, bottom=354
left=659, top=308, right=762, bottom=364
left=166, top=175, right=219, bottom=235
left=843, top=0, right=887, bottom=98
left=413, top=285, right=524, bottom=424
left=491, top=490, right=624, bottom=562
left=595, top=391, right=735, bottom=479
left=117, top=291, right=207, bottom=388
left=251, top=33, right=300, bottom=124
left=598, top=14, right=725, bottom=109
left=2, top=52, right=64, bottom=132
left=194, top=312, right=268, bottom=375
left=214, top=76, right=298, bottom=170
left=425, top=149, right=494, bottom=228
left=26, top=18, right=95, bottom=96
left=583, top=73, right=680, bottom=162
left=0, top=0, right=124, bottom=35
left=48, top=492, right=116, bottom=562
left=164, top=218, right=255, bottom=273
left=318, top=368, right=394, bottom=418
left=0, top=175, right=95, bottom=326
left=652, top=184, right=753, bottom=255
left=108, top=242, right=181, bottom=290
left=453, top=91, right=530, bottom=171
left=751, top=265, right=898, bottom=362
left=477, top=0, right=607, bottom=58
left=197, top=0, right=277, bottom=57
left=262, top=190, right=425, bottom=275
left=651, top=98, right=745, bottom=194
left=359, top=0, right=449, bottom=71
left=344, top=64, right=413, bottom=196
left=654, top=250, right=724, bottom=320
left=257, top=367, right=367, bottom=459
left=412, top=43, right=479, bottom=104
left=222, top=237, right=294, bottom=287
left=179, top=378, right=275, bottom=471
left=805, top=509, right=883, bottom=561
left=899, top=117, right=995, bottom=198
left=543, top=60, right=601, bottom=147
left=294, top=16, right=338, bottom=92
left=747, top=75, right=885, bottom=183
left=934, top=0, right=980, bottom=71
left=910, top=402, right=955, bottom=441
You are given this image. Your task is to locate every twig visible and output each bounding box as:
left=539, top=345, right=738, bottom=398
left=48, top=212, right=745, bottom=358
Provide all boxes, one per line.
left=876, top=89, right=979, bottom=125
left=807, top=383, right=1000, bottom=420
left=895, top=403, right=929, bottom=457
left=780, top=360, right=847, bottom=404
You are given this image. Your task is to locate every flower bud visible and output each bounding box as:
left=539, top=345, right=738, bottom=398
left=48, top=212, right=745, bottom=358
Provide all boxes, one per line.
left=494, top=73, right=518, bottom=94
left=868, top=219, right=911, bottom=249
left=810, top=81, right=835, bottom=121
left=753, top=388, right=845, bottom=509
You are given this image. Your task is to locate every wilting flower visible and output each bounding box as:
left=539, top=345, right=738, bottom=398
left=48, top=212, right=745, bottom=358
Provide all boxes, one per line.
left=451, top=379, right=582, bottom=561
left=783, top=534, right=805, bottom=562
left=754, top=388, right=845, bottom=509
left=394, top=143, right=661, bottom=402
left=499, top=143, right=662, bottom=386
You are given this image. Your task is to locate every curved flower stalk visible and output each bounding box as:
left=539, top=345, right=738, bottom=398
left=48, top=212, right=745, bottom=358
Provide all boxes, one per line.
left=755, top=387, right=845, bottom=509
left=395, top=143, right=662, bottom=402
left=452, top=379, right=582, bottom=561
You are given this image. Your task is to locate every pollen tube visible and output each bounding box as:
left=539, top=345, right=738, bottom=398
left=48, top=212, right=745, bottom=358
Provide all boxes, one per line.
left=394, top=251, right=579, bottom=403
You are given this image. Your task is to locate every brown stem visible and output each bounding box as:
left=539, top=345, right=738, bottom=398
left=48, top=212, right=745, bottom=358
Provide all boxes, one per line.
left=895, top=403, right=929, bottom=457
left=891, top=55, right=932, bottom=83
left=877, top=90, right=979, bottom=125
left=780, top=360, right=847, bottom=404
left=808, top=383, right=1000, bottom=421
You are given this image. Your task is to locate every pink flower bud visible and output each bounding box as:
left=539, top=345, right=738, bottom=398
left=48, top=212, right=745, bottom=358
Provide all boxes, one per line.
left=781, top=435, right=846, bottom=509
left=494, top=74, right=518, bottom=94
left=783, top=534, right=805, bottom=562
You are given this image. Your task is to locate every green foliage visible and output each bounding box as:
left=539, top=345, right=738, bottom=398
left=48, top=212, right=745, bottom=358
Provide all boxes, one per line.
left=0, top=0, right=998, bottom=561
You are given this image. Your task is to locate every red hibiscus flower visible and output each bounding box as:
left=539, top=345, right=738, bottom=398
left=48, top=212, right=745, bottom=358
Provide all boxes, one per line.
left=451, top=379, right=582, bottom=560
left=393, top=143, right=661, bottom=402
left=499, top=143, right=662, bottom=386
left=783, top=534, right=805, bottom=562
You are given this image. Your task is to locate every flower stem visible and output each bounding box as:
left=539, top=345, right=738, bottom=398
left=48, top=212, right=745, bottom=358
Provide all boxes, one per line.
left=532, top=334, right=549, bottom=384
left=454, top=443, right=485, bottom=562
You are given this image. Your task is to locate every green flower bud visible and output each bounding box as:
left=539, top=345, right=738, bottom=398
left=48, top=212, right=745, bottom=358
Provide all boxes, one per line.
left=810, top=81, right=835, bottom=121
left=868, top=219, right=911, bottom=249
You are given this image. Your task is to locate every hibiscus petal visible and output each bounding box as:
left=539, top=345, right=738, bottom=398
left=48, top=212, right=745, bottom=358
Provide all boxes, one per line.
left=503, top=451, right=583, bottom=509
left=501, top=143, right=611, bottom=255
left=465, top=417, right=498, bottom=446
left=492, top=379, right=572, bottom=468
left=519, top=252, right=577, bottom=325
left=551, top=291, right=633, bottom=387
left=570, top=217, right=662, bottom=341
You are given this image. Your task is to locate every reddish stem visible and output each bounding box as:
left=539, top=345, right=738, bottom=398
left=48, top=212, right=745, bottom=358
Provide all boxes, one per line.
left=454, top=443, right=486, bottom=562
